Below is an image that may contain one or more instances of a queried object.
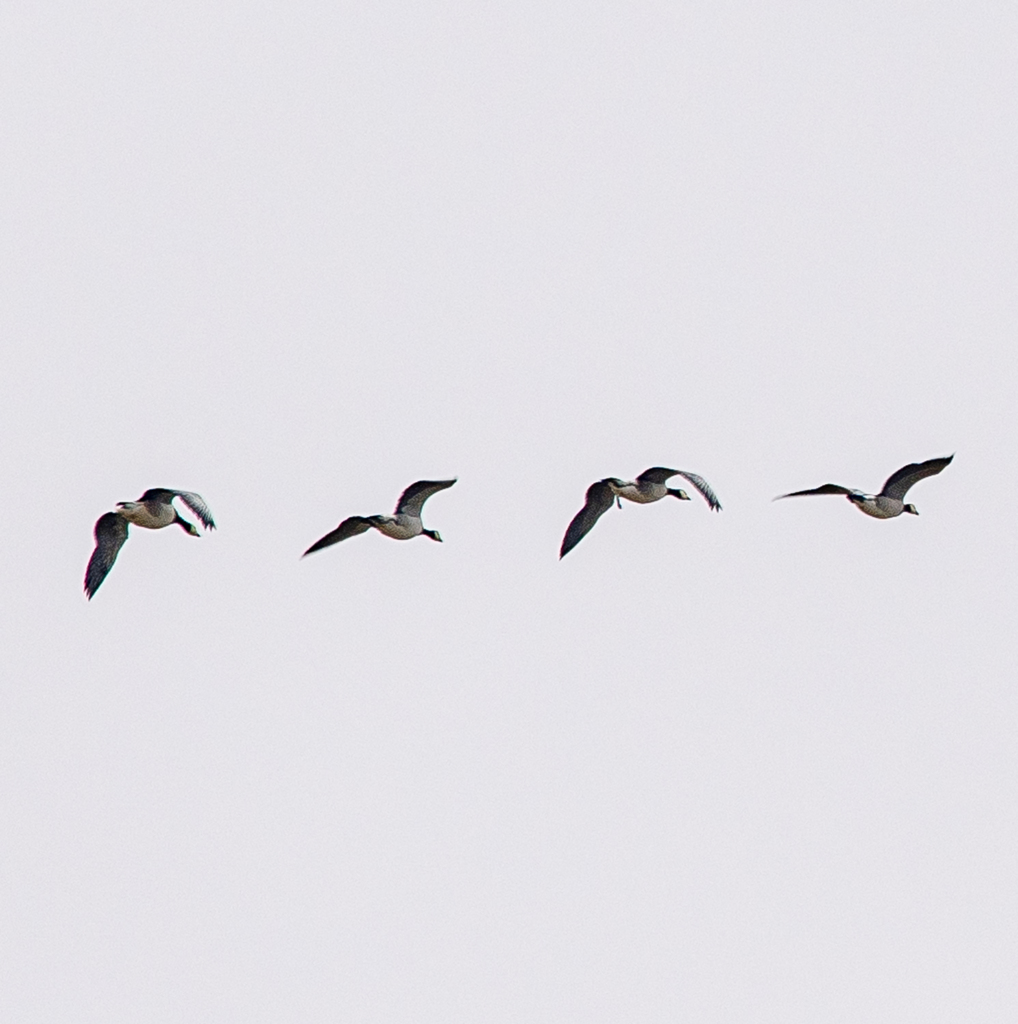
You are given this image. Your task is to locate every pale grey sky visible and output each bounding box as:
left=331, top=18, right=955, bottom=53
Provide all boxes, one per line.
left=2, top=2, right=1017, bottom=1021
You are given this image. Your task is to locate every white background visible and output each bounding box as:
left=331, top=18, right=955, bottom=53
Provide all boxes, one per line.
left=2, top=2, right=1017, bottom=1020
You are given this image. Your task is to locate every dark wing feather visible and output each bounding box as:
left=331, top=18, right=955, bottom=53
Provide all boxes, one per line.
left=84, top=512, right=129, bottom=599
left=879, top=455, right=954, bottom=501
left=670, top=471, right=723, bottom=511
left=559, top=480, right=615, bottom=559
left=774, top=484, right=853, bottom=499
left=302, top=516, right=373, bottom=556
left=395, top=479, right=456, bottom=516
left=636, top=467, right=679, bottom=485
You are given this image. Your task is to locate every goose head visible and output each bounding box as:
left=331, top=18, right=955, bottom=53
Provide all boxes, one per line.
left=423, top=529, right=443, bottom=542
left=904, top=504, right=919, bottom=515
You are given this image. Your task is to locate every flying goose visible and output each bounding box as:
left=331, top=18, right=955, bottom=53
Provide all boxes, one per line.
left=560, top=467, right=722, bottom=559
left=84, top=489, right=216, bottom=599
left=775, top=455, right=953, bottom=518
left=303, top=479, right=457, bottom=556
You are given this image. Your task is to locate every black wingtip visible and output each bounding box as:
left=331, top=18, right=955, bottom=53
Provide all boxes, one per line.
left=302, top=537, right=332, bottom=557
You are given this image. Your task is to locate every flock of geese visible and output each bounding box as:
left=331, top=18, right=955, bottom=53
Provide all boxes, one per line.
left=84, top=455, right=954, bottom=598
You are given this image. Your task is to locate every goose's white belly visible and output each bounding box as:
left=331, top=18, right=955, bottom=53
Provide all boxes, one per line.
left=852, top=495, right=903, bottom=519
left=614, top=483, right=664, bottom=504
left=120, top=503, right=175, bottom=529
left=374, top=515, right=422, bottom=540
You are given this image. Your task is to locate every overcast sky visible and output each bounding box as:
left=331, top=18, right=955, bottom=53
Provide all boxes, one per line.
left=2, top=2, right=1017, bottom=1021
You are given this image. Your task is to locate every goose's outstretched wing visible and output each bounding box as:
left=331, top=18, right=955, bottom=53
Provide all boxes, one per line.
left=774, top=484, right=854, bottom=499
left=302, top=516, right=373, bottom=556
left=560, top=480, right=615, bottom=559
left=85, top=512, right=129, bottom=599
left=139, top=488, right=216, bottom=530
left=636, top=467, right=722, bottom=510
left=394, top=479, right=457, bottom=517
left=670, top=471, right=722, bottom=511
left=879, top=455, right=954, bottom=501
left=173, top=491, right=216, bottom=530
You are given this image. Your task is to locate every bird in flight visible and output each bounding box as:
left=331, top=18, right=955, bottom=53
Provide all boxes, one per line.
left=560, top=467, right=722, bottom=559
left=85, top=488, right=216, bottom=599
left=774, top=455, right=953, bottom=518
left=303, top=479, right=457, bottom=556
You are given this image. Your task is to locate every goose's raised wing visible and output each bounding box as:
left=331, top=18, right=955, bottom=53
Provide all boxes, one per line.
left=85, top=512, right=129, bottom=599
left=139, top=488, right=216, bottom=530
left=670, top=471, right=722, bottom=511
left=774, top=484, right=854, bottom=499
left=636, top=468, right=722, bottom=510
left=560, top=480, right=615, bottom=559
left=302, top=516, right=373, bottom=556
left=879, top=455, right=953, bottom=501
left=174, top=491, right=216, bottom=530
left=395, top=479, right=456, bottom=517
